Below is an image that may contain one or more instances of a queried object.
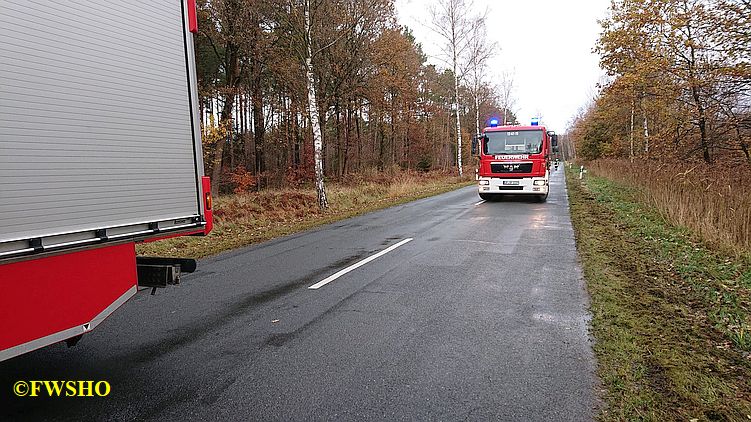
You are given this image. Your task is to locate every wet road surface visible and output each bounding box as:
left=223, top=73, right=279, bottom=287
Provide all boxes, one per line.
left=1, top=167, right=596, bottom=421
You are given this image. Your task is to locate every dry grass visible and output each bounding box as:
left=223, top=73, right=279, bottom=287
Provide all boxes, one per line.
left=586, top=159, right=751, bottom=256
left=137, top=171, right=472, bottom=259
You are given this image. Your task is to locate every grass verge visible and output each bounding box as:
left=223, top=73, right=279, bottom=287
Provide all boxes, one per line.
left=566, top=165, right=751, bottom=421
left=137, top=172, right=472, bottom=259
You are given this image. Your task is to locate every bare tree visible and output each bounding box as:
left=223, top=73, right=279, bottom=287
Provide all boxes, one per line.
left=533, top=109, right=544, bottom=126
left=428, top=0, right=478, bottom=176
left=499, top=70, right=517, bottom=124
left=467, top=14, right=496, bottom=136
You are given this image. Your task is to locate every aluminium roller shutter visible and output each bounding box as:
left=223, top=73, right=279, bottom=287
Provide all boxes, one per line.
left=0, top=0, right=202, bottom=250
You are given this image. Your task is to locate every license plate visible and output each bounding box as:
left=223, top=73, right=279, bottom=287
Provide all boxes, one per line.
left=502, top=181, right=520, bottom=185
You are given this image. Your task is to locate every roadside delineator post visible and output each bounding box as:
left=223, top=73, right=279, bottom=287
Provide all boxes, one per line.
left=579, top=165, right=585, bottom=179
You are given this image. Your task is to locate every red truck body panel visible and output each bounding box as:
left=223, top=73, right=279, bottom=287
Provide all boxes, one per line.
left=0, top=244, right=138, bottom=359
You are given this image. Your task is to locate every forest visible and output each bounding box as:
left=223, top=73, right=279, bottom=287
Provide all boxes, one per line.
left=194, top=0, right=513, bottom=205
left=565, top=0, right=751, bottom=254
left=568, top=0, right=750, bottom=165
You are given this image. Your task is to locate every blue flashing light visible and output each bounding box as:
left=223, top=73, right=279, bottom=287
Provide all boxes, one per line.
left=531, top=117, right=540, bottom=126
left=489, top=118, right=499, bottom=127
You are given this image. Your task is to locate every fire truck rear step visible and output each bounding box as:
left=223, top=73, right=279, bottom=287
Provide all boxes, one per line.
left=136, top=257, right=197, bottom=289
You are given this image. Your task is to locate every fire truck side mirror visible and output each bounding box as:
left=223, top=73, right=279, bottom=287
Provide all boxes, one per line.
left=471, top=134, right=480, bottom=156
left=551, top=134, right=558, bottom=147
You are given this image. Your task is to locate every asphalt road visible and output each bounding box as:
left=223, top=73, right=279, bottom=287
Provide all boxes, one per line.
left=0, top=167, right=597, bottom=421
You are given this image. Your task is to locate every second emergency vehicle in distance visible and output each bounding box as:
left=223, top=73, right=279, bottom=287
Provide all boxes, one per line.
left=472, top=119, right=558, bottom=202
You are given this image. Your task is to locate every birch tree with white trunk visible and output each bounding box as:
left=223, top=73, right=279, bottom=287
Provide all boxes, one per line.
left=428, top=0, right=478, bottom=177
left=279, top=0, right=374, bottom=208
left=303, top=0, right=328, bottom=209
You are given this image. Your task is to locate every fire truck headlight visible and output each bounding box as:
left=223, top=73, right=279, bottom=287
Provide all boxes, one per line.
left=479, top=180, right=490, bottom=186
left=533, top=180, right=546, bottom=186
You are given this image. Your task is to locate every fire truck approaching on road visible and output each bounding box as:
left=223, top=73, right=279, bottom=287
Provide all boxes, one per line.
left=472, top=119, right=559, bottom=202
left=0, top=0, right=212, bottom=362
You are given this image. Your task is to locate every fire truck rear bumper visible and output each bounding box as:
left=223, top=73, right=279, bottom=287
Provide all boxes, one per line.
left=478, top=177, right=549, bottom=195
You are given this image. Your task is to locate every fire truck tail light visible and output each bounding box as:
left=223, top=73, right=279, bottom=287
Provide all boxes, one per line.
left=205, top=191, right=213, bottom=210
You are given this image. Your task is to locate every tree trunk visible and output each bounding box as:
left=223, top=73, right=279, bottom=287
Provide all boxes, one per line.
left=629, top=97, right=635, bottom=162
left=251, top=52, right=265, bottom=175
left=243, top=93, right=254, bottom=172
left=643, top=112, right=649, bottom=156
left=685, top=15, right=711, bottom=164
left=356, top=104, right=362, bottom=170
left=695, top=93, right=710, bottom=164
left=453, top=71, right=463, bottom=176
left=342, top=103, right=351, bottom=175
left=305, top=0, right=328, bottom=209
left=737, top=127, right=750, bottom=166
left=389, top=94, right=398, bottom=171
left=230, top=94, right=237, bottom=170
left=474, top=88, right=480, bottom=136
left=199, top=99, right=205, bottom=133
left=378, top=114, right=386, bottom=171
left=211, top=95, right=235, bottom=196
left=335, top=101, right=342, bottom=176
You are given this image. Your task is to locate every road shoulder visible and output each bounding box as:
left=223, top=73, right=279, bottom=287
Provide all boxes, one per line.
left=566, top=167, right=751, bottom=421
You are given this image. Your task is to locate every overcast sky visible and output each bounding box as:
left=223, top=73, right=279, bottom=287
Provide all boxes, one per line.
left=395, top=0, right=611, bottom=131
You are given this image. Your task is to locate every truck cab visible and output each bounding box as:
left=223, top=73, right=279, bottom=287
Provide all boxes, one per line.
left=472, top=121, right=558, bottom=202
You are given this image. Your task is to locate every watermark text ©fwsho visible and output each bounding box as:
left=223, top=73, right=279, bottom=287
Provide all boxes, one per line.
left=13, top=380, right=111, bottom=397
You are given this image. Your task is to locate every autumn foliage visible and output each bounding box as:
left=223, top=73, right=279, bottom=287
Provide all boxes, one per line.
left=562, top=0, right=750, bottom=255
left=194, top=0, right=513, bottom=196
left=569, top=0, right=750, bottom=165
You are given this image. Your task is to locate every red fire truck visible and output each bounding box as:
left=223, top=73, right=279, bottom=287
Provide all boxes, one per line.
left=0, top=0, right=212, bottom=361
left=472, top=119, right=558, bottom=202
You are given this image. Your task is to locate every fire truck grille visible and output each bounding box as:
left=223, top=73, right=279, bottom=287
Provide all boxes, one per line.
left=491, top=163, right=533, bottom=173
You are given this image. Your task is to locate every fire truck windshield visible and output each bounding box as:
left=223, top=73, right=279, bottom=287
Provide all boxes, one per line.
left=484, top=130, right=543, bottom=155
